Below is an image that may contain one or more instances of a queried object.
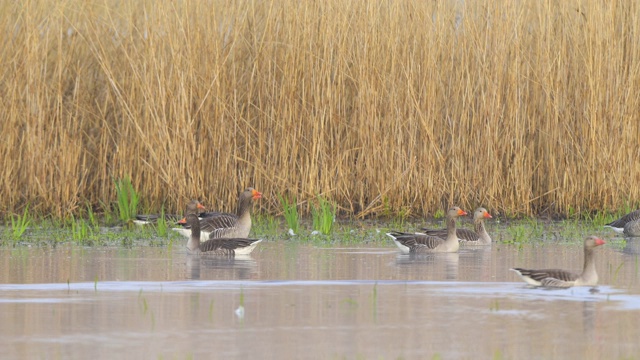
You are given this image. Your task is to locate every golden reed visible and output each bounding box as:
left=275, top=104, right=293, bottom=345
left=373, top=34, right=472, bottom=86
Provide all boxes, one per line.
left=1, top=0, right=639, bottom=219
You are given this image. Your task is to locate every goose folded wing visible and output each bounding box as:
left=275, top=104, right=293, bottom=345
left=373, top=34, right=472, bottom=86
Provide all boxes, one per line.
left=420, top=228, right=480, bottom=242
left=412, top=233, right=446, bottom=249
left=540, top=278, right=574, bottom=288
left=199, top=213, right=238, bottom=233
left=515, top=268, right=579, bottom=283
left=607, top=209, right=640, bottom=227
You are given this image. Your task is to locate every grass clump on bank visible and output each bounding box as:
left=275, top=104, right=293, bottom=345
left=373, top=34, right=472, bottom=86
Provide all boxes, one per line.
left=7, top=205, right=31, bottom=243
left=279, top=195, right=300, bottom=235
left=312, top=195, right=337, bottom=235
left=252, top=213, right=280, bottom=238
left=70, top=216, right=94, bottom=244
left=154, top=207, right=169, bottom=238
left=114, top=177, right=139, bottom=223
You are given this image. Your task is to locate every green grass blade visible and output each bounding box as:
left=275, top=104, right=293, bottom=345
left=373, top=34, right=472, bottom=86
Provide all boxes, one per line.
left=279, top=194, right=300, bottom=235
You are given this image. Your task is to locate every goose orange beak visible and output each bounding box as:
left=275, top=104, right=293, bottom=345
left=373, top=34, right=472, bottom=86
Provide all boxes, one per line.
left=484, top=211, right=493, bottom=219
left=197, top=203, right=206, bottom=210
left=252, top=189, right=263, bottom=199
left=458, top=209, right=468, bottom=216
left=177, top=217, right=187, bottom=225
left=594, top=238, right=606, bottom=246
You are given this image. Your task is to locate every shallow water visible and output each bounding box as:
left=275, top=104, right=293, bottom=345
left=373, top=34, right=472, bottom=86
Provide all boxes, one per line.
left=1, top=231, right=640, bottom=359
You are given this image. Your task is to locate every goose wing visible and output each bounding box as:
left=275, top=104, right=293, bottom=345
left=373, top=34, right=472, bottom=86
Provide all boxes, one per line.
left=421, top=228, right=480, bottom=242
left=606, top=209, right=640, bottom=228
left=199, top=238, right=261, bottom=254
left=512, top=267, right=579, bottom=285
left=199, top=212, right=239, bottom=234
left=387, top=231, right=444, bottom=250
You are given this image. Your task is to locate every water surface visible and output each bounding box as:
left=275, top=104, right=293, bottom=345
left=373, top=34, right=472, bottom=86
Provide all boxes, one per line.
left=1, top=229, right=639, bottom=359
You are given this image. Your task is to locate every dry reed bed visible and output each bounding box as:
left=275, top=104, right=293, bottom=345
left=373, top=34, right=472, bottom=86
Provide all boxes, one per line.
left=1, top=0, right=639, bottom=220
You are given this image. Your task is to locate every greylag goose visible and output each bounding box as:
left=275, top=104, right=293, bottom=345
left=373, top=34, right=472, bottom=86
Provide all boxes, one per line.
left=510, top=236, right=606, bottom=287
left=173, top=187, right=262, bottom=239
left=386, top=207, right=467, bottom=254
left=178, top=214, right=262, bottom=255
left=623, top=219, right=640, bottom=237
left=421, top=207, right=493, bottom=245
left=134, top=200, right=206, bottom=225
left=604, top=209, right=640, bottom=234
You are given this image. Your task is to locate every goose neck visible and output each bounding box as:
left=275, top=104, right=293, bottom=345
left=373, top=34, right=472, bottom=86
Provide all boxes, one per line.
left=187, top=218, right=201, bottom=252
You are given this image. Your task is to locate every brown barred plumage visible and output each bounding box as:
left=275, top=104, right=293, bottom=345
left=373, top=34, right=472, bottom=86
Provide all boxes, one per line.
left=179, top=213, right=262, bottom=256
left=510, top=236, right=605, bottom=288
left=422, top=207, right=492, bottom=245
left=387, top=207, right=467, bottom=253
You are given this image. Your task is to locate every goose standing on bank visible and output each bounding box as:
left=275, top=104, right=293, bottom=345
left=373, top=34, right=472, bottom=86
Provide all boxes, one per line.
left=134, top=199, right=206, bottom=225
left=386, top=207, right=468, bottom=254
left=422, top=207, right=493, bottom=245
left=174, top=187, right=262, bottom=239
left=604, top=209, right=640, bottom=234
left=510, top=236, right=606, bottom=288
left=178, top=214, right=262, bottom=255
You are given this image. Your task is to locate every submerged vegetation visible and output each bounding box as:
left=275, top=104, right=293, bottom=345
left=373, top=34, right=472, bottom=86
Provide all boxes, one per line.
left=1, top=1, right=639, bottom=223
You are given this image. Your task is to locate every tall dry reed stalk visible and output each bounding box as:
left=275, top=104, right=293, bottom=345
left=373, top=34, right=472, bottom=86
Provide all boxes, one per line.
left=1, top=0, right=639, bottom=220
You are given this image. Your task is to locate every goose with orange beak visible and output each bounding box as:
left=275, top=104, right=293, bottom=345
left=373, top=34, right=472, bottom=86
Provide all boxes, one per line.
left=511, top=236, right=606, bottom=287
left=386, top=206, right=468, bottom=253
left=173, top=188, right=262, bottom=239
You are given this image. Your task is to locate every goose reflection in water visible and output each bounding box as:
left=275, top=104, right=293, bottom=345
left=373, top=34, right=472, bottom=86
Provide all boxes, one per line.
left=186, top=255, right=258, bottom=280
left=395, top=252, right=460, bottom=281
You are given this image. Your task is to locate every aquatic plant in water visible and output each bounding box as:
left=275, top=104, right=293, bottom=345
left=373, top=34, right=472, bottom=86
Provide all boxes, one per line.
left=235, top=288, right=245, bottom=320
left=504, top=224, right=528, bottom=244
left=611, top=262, right=625, bottom=286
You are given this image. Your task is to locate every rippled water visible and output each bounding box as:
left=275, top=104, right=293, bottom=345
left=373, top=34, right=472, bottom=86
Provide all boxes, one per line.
left=1, top=230, right=639, bottom=359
